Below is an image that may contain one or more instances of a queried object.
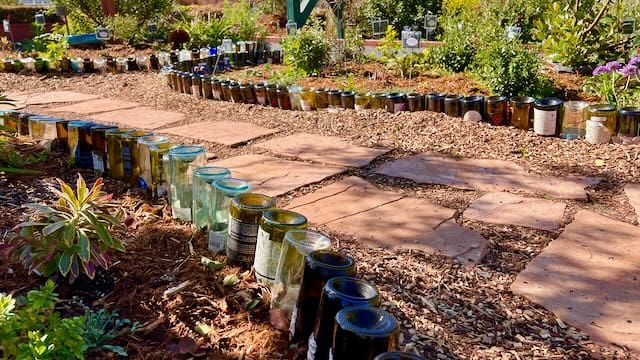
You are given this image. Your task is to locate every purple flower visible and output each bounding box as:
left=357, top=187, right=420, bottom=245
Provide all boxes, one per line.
left=619, top=64, right=638, bottom=77
left=629, top=56, right=640, bottom=66
left=593, top=65, right=609, bottom=76
left=605, top=61, right=622, bottom=72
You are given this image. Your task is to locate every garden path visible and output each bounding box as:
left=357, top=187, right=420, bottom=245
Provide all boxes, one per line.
left=20, top=90, right=640, bottom=354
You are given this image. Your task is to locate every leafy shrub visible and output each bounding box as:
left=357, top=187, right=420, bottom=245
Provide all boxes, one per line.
left=471, top=38, right=553, bottom=97
left=0, top=281, right=87, bottom=359
left=425, top=17, right=476, bottom=72
left=360, top=0, right=441, bottom=34
left=181, top=16, right=229, bottom=48
left=0, top=281, right=138, bottom=359
left=371, top=25, right=401, bottom=63
left=281, top=21, right=329, bottom=75
left=2, top=175, right=124, bottom=283
left=221, top=0, right=266, bottom=41
left=534, top=1, right=639, bottom=69
left=0, top=6, right=58, bottom=24
left=106, top=14, right=139, bottom=45
left=268, top=66, right=306, bottom=86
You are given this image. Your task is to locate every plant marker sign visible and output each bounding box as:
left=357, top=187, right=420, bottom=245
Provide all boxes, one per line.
left=372, top=18, right=389, bottom=36
left=505, top=25, right=522, bottom=40
left=424, top=11, right=437, bottom=36
left=96, top=27, right=110, bottom=40
left=402, top=28, right=421, bottom=49
left=34, top=13, right=46, bottom=25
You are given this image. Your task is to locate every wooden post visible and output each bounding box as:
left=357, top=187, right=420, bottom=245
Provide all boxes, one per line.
left=102, top=0, right=116, bottom=17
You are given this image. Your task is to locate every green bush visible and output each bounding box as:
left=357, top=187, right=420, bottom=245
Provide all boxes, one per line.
left=425, top=17, right=476, bottom=72
left=0, top=281, right=138, bottom=359
left=181, top=16, right=229, bottom=48
left=360, top=0, right=442, bottom=34
left=0, top=6, right=58, bottom=24
left=281, top=21, right=329, bottom=75
left=106, top=14, right=139, bottom=45
left=471, top=38, right=553, bottom=97
left=221, top=0, right=266, bottom=41
left=0, top=281, right=87, bottom=359
left=534, top=1, right=639, bottom=69
left=2, top=175, right=124, bottom=283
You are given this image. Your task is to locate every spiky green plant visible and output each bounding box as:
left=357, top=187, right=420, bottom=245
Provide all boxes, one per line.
left=1, top=175, right=124, bottom=283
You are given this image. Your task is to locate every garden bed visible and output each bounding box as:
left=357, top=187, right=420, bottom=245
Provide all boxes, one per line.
left=1, top=70, right=638, bottom=358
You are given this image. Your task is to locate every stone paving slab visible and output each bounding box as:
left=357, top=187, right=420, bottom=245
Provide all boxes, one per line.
left=7, top=91, right=100, bottom=105
left=90, top=107, right=185, bottom=130
left=255, top=133, right=391, bottom=167
left=625, top=184, right=640, bottom=223
left=512, top=211, right=640, bottom=352
left=162, top=121, right=279, bottom=147
left=374, top=152, right=601, bottom=201
left=287, top=176, right=488, bottom=265
left=464, top=192, right=566, bottom=231
left=210, top=154, right=345, bottom=197
left=48, top=98, right=140, bottom=115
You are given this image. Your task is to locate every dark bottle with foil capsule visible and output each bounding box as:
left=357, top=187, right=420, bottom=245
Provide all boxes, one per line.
left=308, top=277, right=381, bottom=360
left=331, top=306, right=400, bottom=360
left=292, top=250, right=356, bottom=343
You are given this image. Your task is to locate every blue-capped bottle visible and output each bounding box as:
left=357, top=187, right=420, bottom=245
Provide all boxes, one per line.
left=331, top=306, right=400, bottom=360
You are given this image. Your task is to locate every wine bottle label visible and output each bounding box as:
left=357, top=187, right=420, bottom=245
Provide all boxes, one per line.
left=92, top=153, right=105, bottom=172
left=254, top=228, right=279, bottom=283
left=122, top=144, right=133, bottom=176
left=534, top=109, right=557, bottom=135
left=307, top=334, right=318, bottom=359
left=227, top=217, right=259, bottom=261
left=44, top=124, right=56, bottom=140
left=393, top=103, right=406, bottom=112
left=208, top=230, right=226, bottom=253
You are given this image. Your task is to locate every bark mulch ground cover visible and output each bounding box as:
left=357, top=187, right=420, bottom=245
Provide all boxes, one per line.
left=1, top=61, right=638, bottom=359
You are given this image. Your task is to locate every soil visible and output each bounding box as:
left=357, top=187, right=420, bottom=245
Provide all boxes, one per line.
left=0, top=55, right=638, bottom=359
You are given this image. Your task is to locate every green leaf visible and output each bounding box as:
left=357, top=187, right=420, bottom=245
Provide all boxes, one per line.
left=78, top=230, right=91, bottom=262
left=201, top=256, right=224, bottom=271
left=57, top=179, right=80, bottom=209
left=101, top=345, right=128, bottom=356
left=195, top=323, right=212, bottom=336
left=42, top=221, right=65, bottom=237
left=76, top=175, right=87, bottom=204
left=58, top=252, right=72, bottom=276
left=246, top=299, right=261, bottom=311
left=223, top=274, right=239, bottom=287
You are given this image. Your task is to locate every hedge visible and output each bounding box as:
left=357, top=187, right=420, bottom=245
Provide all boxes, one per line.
left=0, top=5, right=59, bottom=24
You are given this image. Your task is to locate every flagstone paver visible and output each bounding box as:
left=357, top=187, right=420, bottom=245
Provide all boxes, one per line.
left=255, top=133, right=391, bottom=167
left=464, top=192, right=566, bottom=231
left=287, top=176, right=488, bottom=265
left=7, top=91, right=100, bottom=105
left=162, top=121, right=279, bottom=147
left=625, top=184, right=640, bottom=223
left=512, top=211, right=640, bottom=352
left=210, top=154, right=345, bottom=197
left=374, top=152, right=601, bottom=201
left=90, top=107, right=185, bottom=130
left=48, top=98, right=140, bottom=115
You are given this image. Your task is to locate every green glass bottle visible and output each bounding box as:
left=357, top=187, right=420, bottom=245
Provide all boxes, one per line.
left=209, top=178, right=252, bottom=254
left=138, top=135, right=170, bottom=191
left=168, top=145, right=207, bottom=222
left=121, top=131, right=152, bottom=184
left=254, top=210, right=308, bottom=285
left=227, top=193, right=276, bottom=265
left=192, top=166, right=231, bottom=231
left=105, top=128, right=132, bottom=179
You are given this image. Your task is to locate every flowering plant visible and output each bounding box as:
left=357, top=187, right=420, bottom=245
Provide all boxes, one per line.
left=583, top=57, right=640, bottom=107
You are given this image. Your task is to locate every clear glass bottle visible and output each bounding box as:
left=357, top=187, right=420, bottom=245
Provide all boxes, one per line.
left=288, top=85, right=303, bottom=111
left=227, top=193, right=276, bottom=265
left=105, top=128, right=132, bottom=179
left=271, top=230, right=331, bottom=315
left=192, top=166, right=231, bottom=231
left=115, top=57, right=128, bottom=73
left=122, top=131, right=152, bottom=184
left=300, top=87, right=316, bottom=111
left=168, top=145, right=207, bottom=222
left=561, top=101, right=589, bottom=140
left=209, top=178, right=252, bottom=254
left=309, top=277, right=381, bottom=360
left=254, top=210, right=308, bottom=286
left=138, top=135, right=170, bottom=191
left=331, top=306, right=400, bottom=360
left=354, top=93, right=370, bottom=111
left=292, top=250, right=356, bottom=342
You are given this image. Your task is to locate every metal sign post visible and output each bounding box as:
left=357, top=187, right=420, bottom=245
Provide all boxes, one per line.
left=424, top=12, right=437, bottom=41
